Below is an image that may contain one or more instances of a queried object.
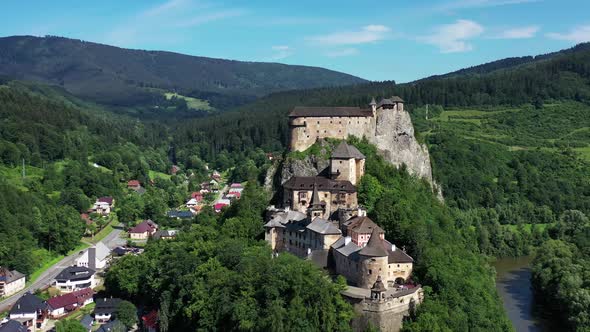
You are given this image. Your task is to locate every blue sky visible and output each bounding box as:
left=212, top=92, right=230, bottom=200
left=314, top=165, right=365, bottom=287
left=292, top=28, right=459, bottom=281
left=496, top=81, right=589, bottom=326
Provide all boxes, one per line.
left=1, top=0, right=589, bottom=82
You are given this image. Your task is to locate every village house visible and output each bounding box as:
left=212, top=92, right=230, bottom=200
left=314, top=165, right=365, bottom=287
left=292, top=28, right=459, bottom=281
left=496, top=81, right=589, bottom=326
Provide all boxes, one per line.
left=54, top=266, right=96, bottom=292
left=191, top=191, right=204, bottom=202
left=166, top=210, right=194, bottom=219
left=80, top=315, right=94, bottom=332
left=0, top=267, right=25, bottom=297
left=94, top=298, right=122, bottom=323
left=186, top=198, right=199, bottom=209
left=8, top=292, right=49, bottom=331
left=127, top=180, right=146, bottom=194
left=91, top=197, right=114, bottom=216
left=211, top=170, right=221, bottom=181
left=128, top=220, right=158, bottom=240
left=214, top=199, right=231, bottom=213
left=170, top=165, right=180, bottom=175
left=46, top=288, right=94, bottom=318
left=153, top=229, right=179, bottom=240
left=75, top=242, right=111, bottom=270
left=0, top=320, right=28, bottom=332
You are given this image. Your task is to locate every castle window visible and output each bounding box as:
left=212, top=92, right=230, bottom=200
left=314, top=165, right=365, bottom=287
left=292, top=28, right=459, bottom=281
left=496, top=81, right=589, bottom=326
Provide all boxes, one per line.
left=330, top=121, right=332, bottom=124
left=368, top=269, right=372, bottom=275
left=339, top=160, right=342, bottom=164
left=316, top=130, right=319, bottom=134
left=324, top=130, right=327, bottom=133
left=317, top=121, right=320, bottom=124
left=339, top=121, right=342, bottom=124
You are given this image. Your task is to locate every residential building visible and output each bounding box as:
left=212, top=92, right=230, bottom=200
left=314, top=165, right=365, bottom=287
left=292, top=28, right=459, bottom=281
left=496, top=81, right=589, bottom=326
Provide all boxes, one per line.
left=94, top=298, right=122, bottom=323
left=153, top=230, right=178, bottom=240
left=9, top=293, right=48, bottom=331
left=46, top=288, right=94, bottom=318
left=0, top=268, right=25, bottom=297
left=54, top=266, right=96, bottom=292
left=75, top=242, right=111, bottom=270
left=0, top=320, right=28, bottom=332
left=128, top=220, right=158, bottom=240
left=80, top=315, right=94, bottom=332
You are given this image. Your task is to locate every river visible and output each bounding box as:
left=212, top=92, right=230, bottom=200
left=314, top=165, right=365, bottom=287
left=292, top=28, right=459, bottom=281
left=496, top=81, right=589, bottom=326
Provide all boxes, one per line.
left=493, top=255, right=553, bottom=332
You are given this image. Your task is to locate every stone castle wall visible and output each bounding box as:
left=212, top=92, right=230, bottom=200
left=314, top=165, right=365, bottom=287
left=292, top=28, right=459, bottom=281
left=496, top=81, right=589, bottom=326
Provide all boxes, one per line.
left=289, top=106, right=435, bottom=184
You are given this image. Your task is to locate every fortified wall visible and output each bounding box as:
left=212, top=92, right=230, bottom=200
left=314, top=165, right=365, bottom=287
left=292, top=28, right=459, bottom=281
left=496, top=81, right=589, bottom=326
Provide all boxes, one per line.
left=289, top=97, right=434, bottom=183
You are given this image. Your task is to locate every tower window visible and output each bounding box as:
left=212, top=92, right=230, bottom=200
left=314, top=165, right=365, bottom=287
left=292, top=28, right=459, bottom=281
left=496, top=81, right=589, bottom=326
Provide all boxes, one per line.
left=368, top=269, right=372, bottom=275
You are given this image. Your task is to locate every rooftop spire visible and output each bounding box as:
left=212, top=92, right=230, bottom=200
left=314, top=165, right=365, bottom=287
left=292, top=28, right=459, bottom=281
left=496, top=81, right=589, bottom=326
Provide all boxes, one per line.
left=359, top=227, right=388, bottom=257
left=310, top=183, right=322, bottom=209
left=369, top=97, right=376, bottom=106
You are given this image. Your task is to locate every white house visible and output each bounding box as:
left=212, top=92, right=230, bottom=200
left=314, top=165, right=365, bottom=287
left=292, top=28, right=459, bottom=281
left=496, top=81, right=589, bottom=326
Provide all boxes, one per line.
left=54, top=266, right=96, bottom=293
left=75, top=242, right=111, bottom=270
left=9, top=293, right=49, bottom=331
left=0, top=268, right=25, bottom=297
left=94, top=298, right=122, bottom=323
left=46, top=288, right=94, bottom=318
left=186, top=198, right=198, bottom=208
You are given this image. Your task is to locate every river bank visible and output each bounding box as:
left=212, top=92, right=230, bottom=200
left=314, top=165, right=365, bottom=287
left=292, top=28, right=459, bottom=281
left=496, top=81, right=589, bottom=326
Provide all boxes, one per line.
left=493, top=255, right=553, bottom=332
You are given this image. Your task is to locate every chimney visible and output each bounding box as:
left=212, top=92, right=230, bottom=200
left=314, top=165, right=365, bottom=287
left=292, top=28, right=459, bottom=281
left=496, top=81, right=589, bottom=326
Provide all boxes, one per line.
left=392, top=244, right=396, bottom=251
left=344, top=236, right=351, bottom=245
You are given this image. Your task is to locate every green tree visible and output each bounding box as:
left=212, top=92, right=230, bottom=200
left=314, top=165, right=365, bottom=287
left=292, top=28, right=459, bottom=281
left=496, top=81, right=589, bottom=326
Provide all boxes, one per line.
left=117, top=300, right=138, bottom=329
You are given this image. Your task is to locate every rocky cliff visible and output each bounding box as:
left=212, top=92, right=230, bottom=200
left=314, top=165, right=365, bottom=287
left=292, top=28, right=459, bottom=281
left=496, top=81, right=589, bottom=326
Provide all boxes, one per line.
left=372, top=109, right=433, bottom=183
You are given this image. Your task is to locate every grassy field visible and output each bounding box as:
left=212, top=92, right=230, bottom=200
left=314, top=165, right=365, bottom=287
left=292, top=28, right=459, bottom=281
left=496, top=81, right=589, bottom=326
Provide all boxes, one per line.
left=165, top=92, right=214, bottom=111
left=504, top=223, right=552, bottom=233
left=149, top=169, right=171, bottom=180
left=27, top=242, right=89, bottom=286
left=422, top=102, right=590, bottom=162
left=0, top=164, right=44, bottom=191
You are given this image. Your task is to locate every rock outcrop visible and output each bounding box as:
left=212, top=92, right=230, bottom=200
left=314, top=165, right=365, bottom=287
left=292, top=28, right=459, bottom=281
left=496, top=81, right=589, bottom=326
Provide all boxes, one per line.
left=372, top=108, right=433, bottom=183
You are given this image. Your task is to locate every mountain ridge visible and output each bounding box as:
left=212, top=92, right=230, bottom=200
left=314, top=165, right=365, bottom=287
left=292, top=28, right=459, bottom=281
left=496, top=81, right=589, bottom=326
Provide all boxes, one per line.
left=0, top=35, right=367, bottom=108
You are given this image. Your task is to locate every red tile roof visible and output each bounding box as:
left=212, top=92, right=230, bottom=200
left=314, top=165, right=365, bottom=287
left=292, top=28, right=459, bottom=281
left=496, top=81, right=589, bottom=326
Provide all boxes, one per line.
left=127, top=180, right=140, bottom=187
left=97, top=196, right=113, bottom=205
left=129, top=220, right=158, bottom=234
left=47, top=288, right=94, bottom=310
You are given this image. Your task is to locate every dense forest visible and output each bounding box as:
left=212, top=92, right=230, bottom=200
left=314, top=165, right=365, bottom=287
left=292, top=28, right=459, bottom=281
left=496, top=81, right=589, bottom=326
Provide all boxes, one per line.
left=0, top=36, right=365, bottom=107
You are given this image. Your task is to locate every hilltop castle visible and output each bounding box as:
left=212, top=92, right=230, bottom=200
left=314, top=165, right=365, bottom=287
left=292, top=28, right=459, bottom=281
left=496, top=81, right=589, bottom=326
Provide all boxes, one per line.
left=266, top=133, right=424, bottom=331
left=289, top=97, right=435, bottom=184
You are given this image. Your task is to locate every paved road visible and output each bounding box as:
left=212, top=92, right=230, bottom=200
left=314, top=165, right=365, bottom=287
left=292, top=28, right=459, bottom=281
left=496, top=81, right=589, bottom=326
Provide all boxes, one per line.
left=0, top=226, right=125, bottom=313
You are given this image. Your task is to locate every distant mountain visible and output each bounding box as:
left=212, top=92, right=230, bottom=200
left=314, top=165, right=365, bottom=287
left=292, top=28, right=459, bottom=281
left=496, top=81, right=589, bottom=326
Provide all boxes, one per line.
left=420, top=42, right=590, bottom=81
left=0, top=35, right=367, bottom=108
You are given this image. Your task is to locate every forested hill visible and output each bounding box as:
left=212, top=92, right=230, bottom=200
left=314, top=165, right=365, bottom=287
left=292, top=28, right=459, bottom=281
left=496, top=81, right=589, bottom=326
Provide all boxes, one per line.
left=177, top=41, right=590, bottom=155
left=420, top=42, right=590, bottom=80
left=0, top=35, right=366, bottom=108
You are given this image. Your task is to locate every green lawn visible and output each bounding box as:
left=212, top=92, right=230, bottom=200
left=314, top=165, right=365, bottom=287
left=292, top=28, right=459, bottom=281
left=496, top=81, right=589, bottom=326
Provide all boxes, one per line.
left=0, top=164, right=44, bottom=191
left=27, top=242, right=88, bottom=286
left=504, top=223, right=552, bottom=233
left=149, top=170, right=171, bottom=180
left=164, top=92, right=214, bottom=111
left=83, top=219, right=117, bottom=245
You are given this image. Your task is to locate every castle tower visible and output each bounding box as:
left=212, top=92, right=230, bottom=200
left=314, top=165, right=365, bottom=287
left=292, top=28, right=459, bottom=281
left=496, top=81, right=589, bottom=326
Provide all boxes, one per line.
left=358, top=228, right=389, bottom=289
left=308, top=183, right=324, bottom=219
left=371, top=275, right=387, bottom=302
left=330, top=142, right=366, bottom=186
left=370, top=97, right=377, bottom=114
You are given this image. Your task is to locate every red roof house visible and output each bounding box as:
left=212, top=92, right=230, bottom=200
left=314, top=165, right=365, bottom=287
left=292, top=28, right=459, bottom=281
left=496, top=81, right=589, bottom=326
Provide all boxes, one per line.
left=191, top=192, right=204, bottom=202
left=46, top=288, right=94, bottom=318
left=129, top=220, right=158, bottom=240
left=127, top=180, right=140, bottom=188
left=214, top=203, right=229, bottom=213
left=230, top=183, right=243, bottom=189
left=97, top=196, right=114, bottom=206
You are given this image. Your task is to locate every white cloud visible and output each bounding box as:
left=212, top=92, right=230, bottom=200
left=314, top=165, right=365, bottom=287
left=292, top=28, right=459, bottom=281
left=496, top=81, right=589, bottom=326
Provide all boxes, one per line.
left=268, top=45, right=293, bottom=60
left=175, top=9, right=246, bottom=27
left=142, top=0, right=189, bottom=17
left=547, top=25, right=590, bottom=43
left=495, top=25, right=539, bottom=39
left=324, top=48, right=359, bottom=57
left=307, top=25, right=391, bottom=45
left=421, top=19, right=484, bottom=53
left=103, top=1, right=246, bottom=47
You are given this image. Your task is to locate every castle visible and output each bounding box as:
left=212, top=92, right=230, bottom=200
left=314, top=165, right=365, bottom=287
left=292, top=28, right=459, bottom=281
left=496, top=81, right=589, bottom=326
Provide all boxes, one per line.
left=289, top=96, right=435, bottom=184
left=266, top=100, right=426, bottom=331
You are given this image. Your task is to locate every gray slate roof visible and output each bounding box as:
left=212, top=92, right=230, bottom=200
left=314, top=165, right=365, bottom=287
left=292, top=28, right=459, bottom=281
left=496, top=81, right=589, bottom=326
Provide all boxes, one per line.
left=331, top=237, right=361, bottom=261
left=0, top=268, right=24, bottom=284
left=359, top=228, right=389, bottom=257
left=9, top=293, right=47, bottom=315
left=283, top=176, right=356, bottom=193
left=0, top=320, right=28, bottom=332
left=384, top=239, right=414, bottom=263
left=289, top=107, right=372, bottom=118
left=80, top=314, right=94, bottom=330
left=345, top=216, right=384, bottom=234
left=331, top=142, right=365, bottom=160
left=306, top=218, right=342, bottom=235
left=55, top=266, right=95, bottom=282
